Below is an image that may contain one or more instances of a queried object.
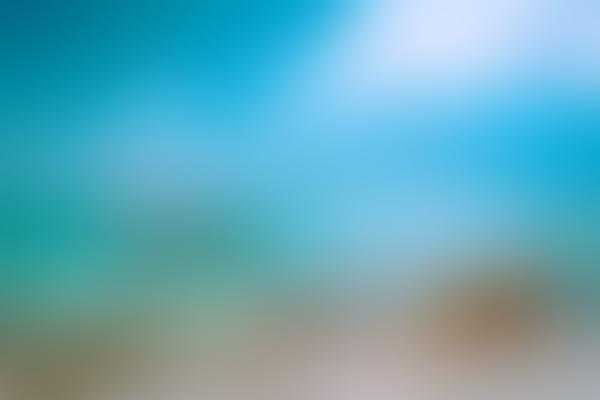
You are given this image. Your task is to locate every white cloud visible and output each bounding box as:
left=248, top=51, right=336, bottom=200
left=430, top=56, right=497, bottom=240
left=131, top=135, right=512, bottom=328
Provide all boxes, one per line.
left=303, top=0, right=541, bottom=111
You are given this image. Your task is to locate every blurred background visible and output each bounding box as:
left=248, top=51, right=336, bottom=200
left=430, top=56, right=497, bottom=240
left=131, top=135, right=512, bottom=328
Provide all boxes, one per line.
left=1, top=0, right=599, bottom=399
